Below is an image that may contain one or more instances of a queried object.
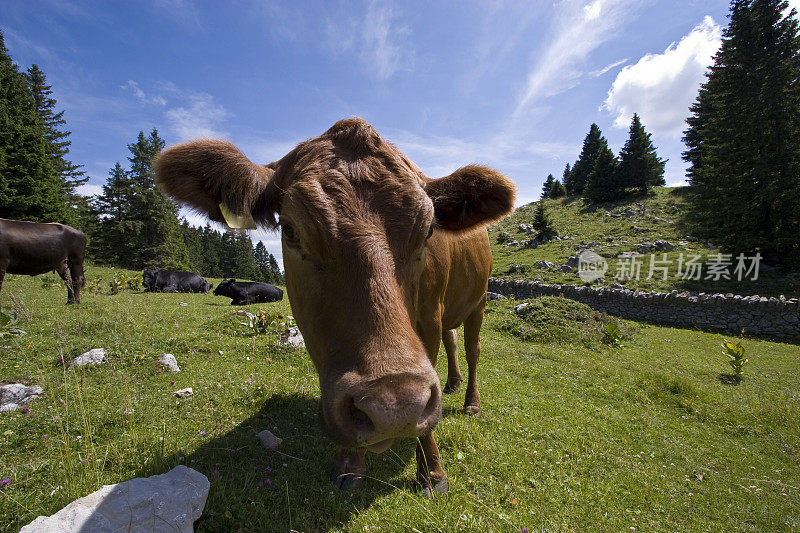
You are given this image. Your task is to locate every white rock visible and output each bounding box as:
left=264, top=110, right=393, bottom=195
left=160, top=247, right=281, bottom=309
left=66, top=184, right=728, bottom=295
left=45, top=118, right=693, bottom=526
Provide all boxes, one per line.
left=279, top=326, right=305, bottom=348
left=174, top=388, right=193, bottom=398
left=158, top=353, right=181, bottom=372
left=0, top=383, right=43, bottom=412
left=257, top=429, right=282, bottom=450
left=20, top=465, right=209, bottom=533
left=235, top=310, right=255, bottom=321
left=70, top=348, right=107, bottom=368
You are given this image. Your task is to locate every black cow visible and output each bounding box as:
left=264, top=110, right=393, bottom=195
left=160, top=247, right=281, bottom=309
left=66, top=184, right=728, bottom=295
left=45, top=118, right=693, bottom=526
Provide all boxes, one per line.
left=213, top=279, right=283, bottom=305
left=142, top=268, right=212, bottom=293
left=0, top=218, right=87, bottom=304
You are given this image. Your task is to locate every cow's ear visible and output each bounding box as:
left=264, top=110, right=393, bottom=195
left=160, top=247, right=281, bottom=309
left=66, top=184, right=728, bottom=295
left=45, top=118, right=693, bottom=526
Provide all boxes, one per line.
left=154, top=140, right=281, bottom=228
left=425, top=165, right=516, bottom=232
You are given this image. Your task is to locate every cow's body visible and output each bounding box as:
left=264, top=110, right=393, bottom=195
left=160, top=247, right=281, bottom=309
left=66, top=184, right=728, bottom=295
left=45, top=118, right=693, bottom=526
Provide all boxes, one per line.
left=0, top=218, right=86, bottom=304
left=142, top=268, right=211, bottom=293
left=154, top=118, right=515, bottom=495
left=213, top=279, right=283, bottom=305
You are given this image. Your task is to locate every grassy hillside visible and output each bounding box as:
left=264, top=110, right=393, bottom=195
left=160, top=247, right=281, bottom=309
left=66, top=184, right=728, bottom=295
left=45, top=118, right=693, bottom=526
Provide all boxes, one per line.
left=1, top=267, right=798, bottom=531
left=491, top=187, right=799, bottom=298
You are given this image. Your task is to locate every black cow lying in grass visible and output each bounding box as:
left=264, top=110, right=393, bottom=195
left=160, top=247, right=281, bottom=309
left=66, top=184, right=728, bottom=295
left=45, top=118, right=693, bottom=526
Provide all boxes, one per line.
left=142, top=268, right=212, bottom=293
left=213, top=279, right=283, bottom=305
left=0, top=218, right=87, bottom=304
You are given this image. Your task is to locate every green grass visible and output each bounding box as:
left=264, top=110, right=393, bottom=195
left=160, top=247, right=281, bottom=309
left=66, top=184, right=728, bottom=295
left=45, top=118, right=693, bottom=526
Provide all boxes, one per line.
left=492, top=187, right=800, bottom=298
left=1, top=267, right=799, bottom=531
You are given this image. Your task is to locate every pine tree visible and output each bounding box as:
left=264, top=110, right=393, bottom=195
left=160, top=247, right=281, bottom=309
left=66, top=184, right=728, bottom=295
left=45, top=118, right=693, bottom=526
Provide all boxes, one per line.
left=617, top=113, right=666, bottom=195
left=569, top=124, right=604, bottom=195
left=549, top=179, right=567, bottom=198
left=532, top=201, right=558, bottom=241
left=683, top=0, right=800, bottom=265
left=0, top=31, right=65, bottom=222
left=583, top=141, right=620, bottom=203
left=561, top=163, right=575, bottom=196
left=25, top=64, right=86, bottom=222
left=540, top=174, right=555, bottom=200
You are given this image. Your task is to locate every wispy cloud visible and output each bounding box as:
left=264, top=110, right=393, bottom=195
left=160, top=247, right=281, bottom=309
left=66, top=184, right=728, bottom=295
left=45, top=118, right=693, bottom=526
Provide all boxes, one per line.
left=515, top=0, right=639, bottom=114
left=165, top=92, right=229, bottom=141
left=603, top=15, right=722, bottom=137
left=122, top=80, right=167, bottom=106
left=589, top=58, right=628, bottom=77
left=75, top=183, right=103, bottom=197
left=324, top=1, right=412, bottom=80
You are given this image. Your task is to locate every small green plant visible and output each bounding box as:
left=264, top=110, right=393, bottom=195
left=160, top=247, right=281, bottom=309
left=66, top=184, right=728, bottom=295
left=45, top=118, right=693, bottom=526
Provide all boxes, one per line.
left=0, top=309, right=26, bottom=339
left=238, top=309, right=296, bottom=336
left=86, top=276, right=104, bottom=295
left=39, top=275, right=60, bottom=289
left=721, top=340, right=747, bottom=379
left=496, top=231, right=513, bottom=244
left=602, top=322, right=622, bottom=346
left=109, top=272, right=138, bottom=294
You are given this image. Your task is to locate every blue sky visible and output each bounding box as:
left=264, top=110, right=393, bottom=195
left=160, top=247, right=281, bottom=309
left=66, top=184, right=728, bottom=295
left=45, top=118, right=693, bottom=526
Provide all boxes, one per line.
left=4, top=0, right=790, bottom=266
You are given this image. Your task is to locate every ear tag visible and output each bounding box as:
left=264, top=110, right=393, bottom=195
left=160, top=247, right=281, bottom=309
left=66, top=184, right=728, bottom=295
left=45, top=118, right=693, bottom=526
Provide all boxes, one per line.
left=219, top=203, right=257, bottom=230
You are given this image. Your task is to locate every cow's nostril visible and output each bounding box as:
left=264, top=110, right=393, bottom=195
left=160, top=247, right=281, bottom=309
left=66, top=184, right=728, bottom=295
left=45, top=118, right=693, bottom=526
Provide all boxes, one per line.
left=346, top=397, right=375, bottom=439
left=419, top=383, right=440, bottom=427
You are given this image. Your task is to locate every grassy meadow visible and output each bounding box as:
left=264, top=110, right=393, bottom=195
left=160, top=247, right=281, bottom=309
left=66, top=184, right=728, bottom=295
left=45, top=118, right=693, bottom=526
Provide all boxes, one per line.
left=491, top=187, right=800, bottom=298
left=0, top=266, right=798, bottom=531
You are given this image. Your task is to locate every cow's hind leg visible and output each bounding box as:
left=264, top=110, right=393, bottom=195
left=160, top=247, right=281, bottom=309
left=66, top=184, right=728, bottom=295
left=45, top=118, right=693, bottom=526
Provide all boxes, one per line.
left=69, top=261, right=85, bottom=304
left=442, top=329, right=462, bottom=393
left=332, top=448, right=366, bottom=490
left=416, top=432, right=448, bottom=497
left=55, top=260, right=76, bottom=305
left=463, top=298, right=485, bottom=415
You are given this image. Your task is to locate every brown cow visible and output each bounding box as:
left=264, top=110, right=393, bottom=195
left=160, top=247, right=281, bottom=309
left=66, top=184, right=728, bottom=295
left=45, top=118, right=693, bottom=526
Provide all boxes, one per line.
left=0, top=218, right=87, bottom=305
left=154, top=118, right=515, bottom=495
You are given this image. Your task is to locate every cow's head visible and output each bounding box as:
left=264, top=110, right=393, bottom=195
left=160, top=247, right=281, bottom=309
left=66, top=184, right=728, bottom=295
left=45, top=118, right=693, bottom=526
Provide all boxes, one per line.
left=213, top=278, right=234, bottom=296
left=142, top=268, right=157, bottom=291
left=154, top=118, right=515, bottom=450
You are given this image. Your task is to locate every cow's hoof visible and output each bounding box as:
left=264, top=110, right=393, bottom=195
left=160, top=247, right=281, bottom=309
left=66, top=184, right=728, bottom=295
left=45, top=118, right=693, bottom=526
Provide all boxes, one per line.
left=332, top=471, right=365, bottom=490
left=464, top=405, right=481, bottom=416
left=420, top=477, right=448, bottom=498
left=443, top=378, right=462, bottom=394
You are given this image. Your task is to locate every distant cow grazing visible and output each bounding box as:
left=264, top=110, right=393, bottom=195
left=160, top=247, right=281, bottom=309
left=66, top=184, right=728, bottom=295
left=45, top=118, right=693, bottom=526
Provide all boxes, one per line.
left=154, top=118, right=515, bottom=495
left=213, top=279, right=283, bottom=305
left=0, top=218, right=86, bottom=305
left=142, top=268, right=211, bottom=293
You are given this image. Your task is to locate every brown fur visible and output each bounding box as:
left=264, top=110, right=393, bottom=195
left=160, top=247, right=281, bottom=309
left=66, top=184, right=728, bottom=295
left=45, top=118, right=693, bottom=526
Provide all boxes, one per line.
left=154, top=117, right=516, bottom=493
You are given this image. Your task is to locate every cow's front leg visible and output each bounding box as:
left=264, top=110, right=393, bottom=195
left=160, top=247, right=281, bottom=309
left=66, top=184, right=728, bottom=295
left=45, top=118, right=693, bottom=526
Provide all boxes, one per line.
left=416, top=432, right=448, bottom=497
left=55, top=260, right=76, bottom=304
left=463, top=301, right=485, bottom=415
left=442, top=329, right=462, bottom=393
left=332, top=448, right=366, bottom=490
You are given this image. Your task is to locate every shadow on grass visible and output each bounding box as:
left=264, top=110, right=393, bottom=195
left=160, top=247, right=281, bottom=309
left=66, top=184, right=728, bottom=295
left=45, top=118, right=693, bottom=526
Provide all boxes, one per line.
left=133, top=392, right=420, bottom=532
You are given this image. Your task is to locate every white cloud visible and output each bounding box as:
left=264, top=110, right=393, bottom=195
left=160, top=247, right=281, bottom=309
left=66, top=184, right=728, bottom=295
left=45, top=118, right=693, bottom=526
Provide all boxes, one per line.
left=324, top=2, right=412, bottom=80
left=589, top=58, right=628, bottom=77
left=75, top=183, right=103, bottom=197
left=515, top=0, right=639, bottom=113
left=788, top=0, right=800, bottom=15
left=603, top=16, right=722, bottom=137
left=122, top=80, right=167, bottom=106
left=165, top=93, right=229, bottom=141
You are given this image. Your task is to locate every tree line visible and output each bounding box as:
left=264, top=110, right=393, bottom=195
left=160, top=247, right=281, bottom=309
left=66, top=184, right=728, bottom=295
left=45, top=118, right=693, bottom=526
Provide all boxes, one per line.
left=0, top=31, right=283, bottom=284
left=542, top=113, right=666, bottom=202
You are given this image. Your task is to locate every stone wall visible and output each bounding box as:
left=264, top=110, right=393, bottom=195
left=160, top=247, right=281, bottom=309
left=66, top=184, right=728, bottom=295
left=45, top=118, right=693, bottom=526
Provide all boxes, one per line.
left=488, top=278, right=800, bottom=340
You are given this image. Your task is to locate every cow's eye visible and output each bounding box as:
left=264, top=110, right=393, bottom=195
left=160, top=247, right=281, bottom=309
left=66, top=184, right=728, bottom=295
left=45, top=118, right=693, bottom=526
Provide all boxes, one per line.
left=426, top=225, right=434, bottom=240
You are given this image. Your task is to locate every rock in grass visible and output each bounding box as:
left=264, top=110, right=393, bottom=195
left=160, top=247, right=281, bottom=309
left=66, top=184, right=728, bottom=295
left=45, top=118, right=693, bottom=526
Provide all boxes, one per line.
left=174, top=388, right=193, bottom=398
left=70, top=348, right=107, bottom=369
left=0, top=383, right=43, bottom=412
left=279, top=326, right=305, bottom=348
left=486, top=292, right=506, bottom=301
left=257, top=429, right=282, bottom=450
left=20, top=465, right=209, bottom=533
left=158, top=353, right=181, bottom=372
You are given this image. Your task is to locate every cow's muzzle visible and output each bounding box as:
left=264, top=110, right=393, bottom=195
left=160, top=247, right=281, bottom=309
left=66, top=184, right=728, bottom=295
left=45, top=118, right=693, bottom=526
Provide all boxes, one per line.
left=325, top=369, right=442, bottom=449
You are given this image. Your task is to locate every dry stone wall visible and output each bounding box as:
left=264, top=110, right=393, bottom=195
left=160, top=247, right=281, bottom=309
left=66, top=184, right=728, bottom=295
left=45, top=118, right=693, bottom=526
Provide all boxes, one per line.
left=488, top=278, right=800, bottom=340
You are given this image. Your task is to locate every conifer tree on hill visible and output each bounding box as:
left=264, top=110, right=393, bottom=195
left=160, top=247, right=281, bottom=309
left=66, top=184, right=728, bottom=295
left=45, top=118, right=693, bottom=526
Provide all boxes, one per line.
left=549, top=179, right=567, bottom=198
left=583, top=139, right=620, bottom=203
left=540, top=174, right=555, bottom=200
left=561, top=163, right=574, bottom=195
left=0, top=31, right=67, bottom=223
left=617, top=113, right=666, bottom=196
left=683, top=0, right=800, bottom=266
left=569, top=123, right=604, bottom=195
left=532, top=201, right=558, bottom=241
